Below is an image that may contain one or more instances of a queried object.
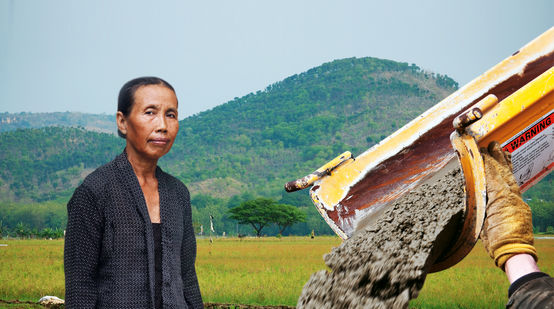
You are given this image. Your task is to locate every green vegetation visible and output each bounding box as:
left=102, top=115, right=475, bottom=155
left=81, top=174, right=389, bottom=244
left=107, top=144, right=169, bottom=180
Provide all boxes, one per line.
left=525, top=173, right=554, bottom=233
left=228, top=198, right=306, bottom=236
left=0, top=56, right=551, bottom=236
left=0, top=201, right=66, bottom=234
left=167, top=57, right=457, bottom=198
left=228, top=198, right=278, bottom=237
left=0, top=127, right=123, bottom=201
left=190, top=193, right=331, bottom=237
left=272, top=203, right=307, bottom=235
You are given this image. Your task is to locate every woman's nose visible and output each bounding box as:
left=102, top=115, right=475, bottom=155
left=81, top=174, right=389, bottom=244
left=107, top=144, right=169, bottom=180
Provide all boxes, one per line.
left=156, top=114, right=168, bottom=132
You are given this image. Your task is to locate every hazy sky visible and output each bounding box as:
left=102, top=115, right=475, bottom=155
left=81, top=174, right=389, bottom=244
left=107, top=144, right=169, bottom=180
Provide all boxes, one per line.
left=1, top=0, right=552, bottom=119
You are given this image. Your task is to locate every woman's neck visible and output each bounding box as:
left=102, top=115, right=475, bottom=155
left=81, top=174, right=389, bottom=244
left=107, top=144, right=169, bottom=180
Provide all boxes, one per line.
left=126, top=147, right=158, bottom=181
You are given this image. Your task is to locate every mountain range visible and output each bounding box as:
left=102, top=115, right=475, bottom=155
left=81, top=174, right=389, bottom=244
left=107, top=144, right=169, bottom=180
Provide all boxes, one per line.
left=1, top=56, right=551, bottom=235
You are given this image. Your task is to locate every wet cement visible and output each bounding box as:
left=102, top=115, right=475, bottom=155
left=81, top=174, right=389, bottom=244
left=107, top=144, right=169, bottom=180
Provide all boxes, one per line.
left=297, top=168, right=465, bottom=309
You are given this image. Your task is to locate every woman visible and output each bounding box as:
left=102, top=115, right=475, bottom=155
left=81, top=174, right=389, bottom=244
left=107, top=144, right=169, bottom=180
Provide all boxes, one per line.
left=64, top=77, right=203, bottom=308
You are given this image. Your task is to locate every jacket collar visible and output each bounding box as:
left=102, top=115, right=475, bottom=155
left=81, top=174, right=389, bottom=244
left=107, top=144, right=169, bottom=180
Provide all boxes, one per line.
left=113, top=149, right=165, bottom=224
left=113, top=149, right=160, bottom=305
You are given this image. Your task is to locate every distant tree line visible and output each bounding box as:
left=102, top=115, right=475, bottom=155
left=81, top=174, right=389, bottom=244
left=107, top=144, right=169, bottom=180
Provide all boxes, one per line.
left=191, top=192, right=333, bottom=237
left=0, top=220, right=65, bottom=239
left=525, top=173, right=554, bottom=233
left=0, top=200, right=67, bottom=239
left=0, top=192, right=334, bottom=238
left=0, top=184, right=552, bottom=238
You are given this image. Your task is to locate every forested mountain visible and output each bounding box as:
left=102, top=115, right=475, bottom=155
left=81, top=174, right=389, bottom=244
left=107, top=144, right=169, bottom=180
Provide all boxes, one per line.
left=1, top=56, right=552, bottom=235
left=166, top=57, right=457, bottom=197
left=0, top=127, right=124, bottom=201
left=0, top=112, right=116, bottom=134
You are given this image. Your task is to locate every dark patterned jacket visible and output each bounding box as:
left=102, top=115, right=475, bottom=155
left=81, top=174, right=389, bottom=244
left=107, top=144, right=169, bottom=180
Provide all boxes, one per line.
left=64, top=151, right=203, bottom=308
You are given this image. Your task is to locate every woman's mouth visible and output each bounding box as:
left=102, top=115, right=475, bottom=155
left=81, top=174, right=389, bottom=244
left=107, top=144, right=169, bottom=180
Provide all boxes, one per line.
left=149, top=138, right=171, bottom=146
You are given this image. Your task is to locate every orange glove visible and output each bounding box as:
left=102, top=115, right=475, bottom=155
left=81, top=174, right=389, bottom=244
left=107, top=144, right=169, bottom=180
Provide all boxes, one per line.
left=480, top=141, right=537, bottom=270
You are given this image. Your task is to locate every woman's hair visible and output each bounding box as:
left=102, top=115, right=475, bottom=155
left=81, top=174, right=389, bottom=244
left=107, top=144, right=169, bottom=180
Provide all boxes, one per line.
left=117, top=76, right=176, bottom=138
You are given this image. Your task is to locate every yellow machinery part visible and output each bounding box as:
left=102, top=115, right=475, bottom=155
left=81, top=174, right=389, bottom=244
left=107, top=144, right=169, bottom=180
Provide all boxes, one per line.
left=285, top=27, right=554, bottom=272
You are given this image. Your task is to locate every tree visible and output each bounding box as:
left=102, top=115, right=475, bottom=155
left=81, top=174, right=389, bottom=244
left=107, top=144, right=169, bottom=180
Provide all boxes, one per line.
left=272, top=204, right=306, bottom=235
left=15, top=222, right=29, bottom=238
left=228, top=198, right=308, bottom=237
left=228, top=198, right=276, bottom=237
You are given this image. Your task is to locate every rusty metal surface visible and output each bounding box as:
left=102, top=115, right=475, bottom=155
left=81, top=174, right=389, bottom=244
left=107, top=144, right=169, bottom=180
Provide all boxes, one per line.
left=327, top=116, right=457, bottom=234
left=453, top=108, right=483, bottom=132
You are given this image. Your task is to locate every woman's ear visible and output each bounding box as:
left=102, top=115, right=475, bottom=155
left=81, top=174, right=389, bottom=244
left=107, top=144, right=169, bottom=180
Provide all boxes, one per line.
left=116, top=111, right=127, bottom=136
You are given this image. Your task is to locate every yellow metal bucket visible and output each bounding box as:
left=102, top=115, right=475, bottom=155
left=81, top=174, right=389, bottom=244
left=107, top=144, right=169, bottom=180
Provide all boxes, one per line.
left=286, top=27, right=554, bottom=272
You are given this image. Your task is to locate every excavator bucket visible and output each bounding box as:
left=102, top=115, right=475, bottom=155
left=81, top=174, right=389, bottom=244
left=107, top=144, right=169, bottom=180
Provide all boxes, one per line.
left=285, top=27, right=554, bottom=271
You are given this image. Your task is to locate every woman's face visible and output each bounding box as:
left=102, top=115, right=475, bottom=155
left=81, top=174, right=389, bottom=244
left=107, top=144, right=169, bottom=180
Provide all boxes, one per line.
left=117, top=84, right=179, bottom=161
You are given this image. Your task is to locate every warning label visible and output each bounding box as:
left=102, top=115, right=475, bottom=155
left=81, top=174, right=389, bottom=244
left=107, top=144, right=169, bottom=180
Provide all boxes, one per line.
left=502, top=110, right=554, bottom=191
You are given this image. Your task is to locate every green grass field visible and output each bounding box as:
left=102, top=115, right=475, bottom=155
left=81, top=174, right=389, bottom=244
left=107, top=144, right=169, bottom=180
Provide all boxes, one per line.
left=0, top=236, right=552, bottom=308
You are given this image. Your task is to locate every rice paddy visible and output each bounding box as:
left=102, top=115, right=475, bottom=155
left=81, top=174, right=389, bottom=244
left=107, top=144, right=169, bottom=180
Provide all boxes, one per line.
left=0, top=236, right=552, bottom=308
